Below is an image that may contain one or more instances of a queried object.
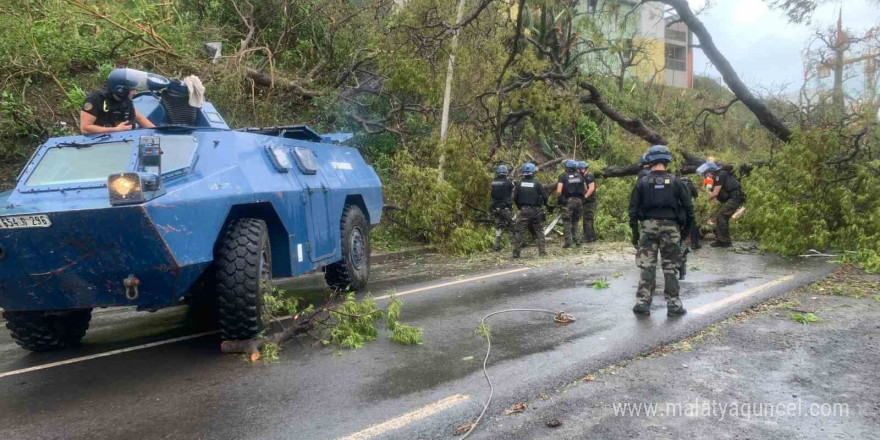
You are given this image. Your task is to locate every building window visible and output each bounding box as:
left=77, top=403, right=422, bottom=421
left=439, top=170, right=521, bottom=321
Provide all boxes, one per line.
left=588, top=0, right=598, bottom=15
left=665, top=43, right=687, bottom=71
left=622, top=38, right=634, bottom=63
left=666, top=28, right=687, bottom=42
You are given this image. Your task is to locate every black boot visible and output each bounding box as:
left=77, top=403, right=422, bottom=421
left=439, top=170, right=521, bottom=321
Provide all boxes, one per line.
left=632, top=303, right=651, bottom=315
left=710, top=241, right=731, bottom=248
left=667, top=305, right=687, bottom=316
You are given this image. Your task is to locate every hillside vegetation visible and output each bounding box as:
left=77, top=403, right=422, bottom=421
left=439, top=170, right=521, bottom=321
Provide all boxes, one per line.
left=1, top=0, right=878, bottom=270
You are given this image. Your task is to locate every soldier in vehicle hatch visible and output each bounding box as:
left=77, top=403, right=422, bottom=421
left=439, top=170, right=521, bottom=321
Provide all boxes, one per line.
left=629, top=145, right=694, bottom=317
left=512, top=162, right=548, bottom=259
left=490, top=165, right=515, bottom=252
left=80, top=69, right=155, bottom=134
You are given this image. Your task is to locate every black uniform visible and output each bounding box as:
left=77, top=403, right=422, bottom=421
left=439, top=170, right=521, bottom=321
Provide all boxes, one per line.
left=582, top=171, right=598, bottom=242
left=637, top=168, right=651, bottom=180
left=81, top=89, right=136, bottom=128
left=558, top=172, right=586, bottom=246
left=490, top=176, right=515, bottom=251
left=512, top=177, right=548, bottom=257
left=711, top=170, right=745, bottom=245
left=628, top=171, right=695, bottom=310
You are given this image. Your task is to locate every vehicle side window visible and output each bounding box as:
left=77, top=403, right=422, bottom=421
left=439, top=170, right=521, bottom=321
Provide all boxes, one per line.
left=292, top=147, right=319, bottom=175
left=157, top=135, right=198, bottom=177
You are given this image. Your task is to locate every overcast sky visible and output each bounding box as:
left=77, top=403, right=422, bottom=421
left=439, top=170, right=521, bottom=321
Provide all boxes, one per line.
left=689, top=0, right=880, bottom=93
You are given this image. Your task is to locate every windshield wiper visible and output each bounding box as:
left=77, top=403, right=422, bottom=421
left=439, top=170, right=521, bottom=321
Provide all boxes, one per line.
left=152, top=124, right=227, bottom=131
left=56, top=133, right=113, bottom=149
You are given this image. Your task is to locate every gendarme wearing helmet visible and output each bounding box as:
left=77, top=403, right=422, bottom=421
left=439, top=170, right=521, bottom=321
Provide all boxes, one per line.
left=79, top=68, right=155, bottom=134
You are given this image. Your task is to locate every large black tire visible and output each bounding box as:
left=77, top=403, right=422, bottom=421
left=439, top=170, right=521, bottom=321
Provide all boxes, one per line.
left=3, top=309, right=92, bottom=351
left=324, top=205, right=370, bottom=291
left=215, top=218, right=271, bottom=341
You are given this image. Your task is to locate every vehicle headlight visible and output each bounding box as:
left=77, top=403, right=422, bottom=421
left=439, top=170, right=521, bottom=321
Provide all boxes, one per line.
left=108, top=173, right=144, bottom=205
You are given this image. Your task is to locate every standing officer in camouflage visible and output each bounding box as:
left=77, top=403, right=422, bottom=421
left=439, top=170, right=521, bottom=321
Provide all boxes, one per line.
left=697, top=162, right=746, bottom=248
left=490, top=165, right=515, bottom=252
left=579, top=161, right=598, bottom=243
left=513, top=163, right=548, bottom=259
left=556, top=160, right=586, bottom=248
left=629, top=146, right=694, bottom=316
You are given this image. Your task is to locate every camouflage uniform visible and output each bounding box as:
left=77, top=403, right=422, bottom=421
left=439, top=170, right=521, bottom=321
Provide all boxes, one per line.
left=582, top=171, right=598, bottom=243
left=635, top=219, right=683, bottom=308
left=491, top=206, right=514, bottom=250
left=513, top=206, right=546, bottom=256
left=582, top=198, right=597, bottom=242
left=562, top=197, right=583, bottom=246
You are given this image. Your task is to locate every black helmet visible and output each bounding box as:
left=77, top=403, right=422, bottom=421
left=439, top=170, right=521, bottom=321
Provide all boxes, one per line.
left=644, top=145, right=672, bottom=165
left=107, top=68, right=141, bottom=99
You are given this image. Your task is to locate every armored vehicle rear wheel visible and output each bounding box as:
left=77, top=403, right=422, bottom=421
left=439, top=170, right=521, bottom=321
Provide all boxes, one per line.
left=324, top=205, right=370, bottom=291
left=215, top=218, right=271, bottom=341
left=3, top=309, right=92, bottom=351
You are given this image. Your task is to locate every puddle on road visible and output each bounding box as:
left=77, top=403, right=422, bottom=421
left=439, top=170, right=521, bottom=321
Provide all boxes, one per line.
left=362, top=320, right=613, bottom=401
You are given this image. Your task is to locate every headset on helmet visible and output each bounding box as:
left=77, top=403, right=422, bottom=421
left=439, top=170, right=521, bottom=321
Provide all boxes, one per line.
left=521, top=162, right=536, bottom=176
left=696, top=162, right=720, bottom=175
left=644, top=145, right=672, bottom=165
left=564, top=159, right=578, bottom=170
left=578, top=161, right=588, bottom=170
left=496, top=164, right=509, bottom=176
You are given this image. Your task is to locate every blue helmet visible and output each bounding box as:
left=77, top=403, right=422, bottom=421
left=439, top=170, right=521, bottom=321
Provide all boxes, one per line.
left=564, top=159, right=578, bottom=170
left=638, top=153, right=648, bottom=165
left=107, top=68, right=141, bottom=99
left=644, top=145, right=672, bottom=165
left=578, top=161, right=588, bottom=170
left=496, top=164, right=509, bottom=176
left=696, top=162, right=720, bottom=175
left=521, top=162, right=536, bottom=176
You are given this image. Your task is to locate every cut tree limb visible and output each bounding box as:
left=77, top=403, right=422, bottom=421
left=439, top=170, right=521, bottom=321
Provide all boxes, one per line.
left=579, top=82, right=668, bottom=145
left=220, top=318, right=316, bottom=357
left=654, top=0, right=793, bottom=143
left=245, top=67, right=325, bottom=98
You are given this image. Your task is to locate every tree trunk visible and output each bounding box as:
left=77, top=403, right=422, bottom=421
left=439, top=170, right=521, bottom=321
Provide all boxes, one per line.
left=657, top=0, right=793, bottom=143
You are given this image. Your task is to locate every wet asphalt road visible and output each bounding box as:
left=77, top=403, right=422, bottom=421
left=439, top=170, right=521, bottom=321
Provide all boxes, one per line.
left=0, top=246, right=834, bottom=440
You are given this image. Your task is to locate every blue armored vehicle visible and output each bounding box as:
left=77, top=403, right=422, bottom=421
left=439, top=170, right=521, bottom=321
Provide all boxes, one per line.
left=0, top=69, right=383, bottom=351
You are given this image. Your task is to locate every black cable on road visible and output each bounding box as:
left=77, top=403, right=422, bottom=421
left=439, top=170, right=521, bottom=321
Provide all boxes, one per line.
left=460, top=308, right=575, bottom=439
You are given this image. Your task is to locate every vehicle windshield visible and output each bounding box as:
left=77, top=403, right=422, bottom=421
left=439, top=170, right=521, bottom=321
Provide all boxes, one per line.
left=24, top=141, right=133, bottom=187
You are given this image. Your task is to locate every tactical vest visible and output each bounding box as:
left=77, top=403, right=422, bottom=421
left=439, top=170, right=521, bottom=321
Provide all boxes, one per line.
left=562, top=173, right=585, bottom=198
left=716, top=172, right=743, bottom=202
left=638, top=172, right=680, bottom=221
left=490, top=178, right=513, bottom=206
left=516, top=179, right=541, bottom=206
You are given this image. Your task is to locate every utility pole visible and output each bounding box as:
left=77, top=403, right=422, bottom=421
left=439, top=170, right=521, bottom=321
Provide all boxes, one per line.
left=437, top=0, right=467, bottom=181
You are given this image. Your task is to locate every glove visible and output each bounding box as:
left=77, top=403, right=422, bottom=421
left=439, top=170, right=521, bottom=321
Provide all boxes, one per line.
left=630, top=221, right=640, bottom=249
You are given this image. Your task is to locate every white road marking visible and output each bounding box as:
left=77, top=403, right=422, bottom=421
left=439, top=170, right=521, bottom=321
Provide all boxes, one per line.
left=335, top=394, right=470, bottom=440
left=690, top=274, right=795, bottom=315
left=0, top=268, right=530, bottom=378
left=373, top=267, right=531, bottom=300
left=0, top=330, right=219, bottom=380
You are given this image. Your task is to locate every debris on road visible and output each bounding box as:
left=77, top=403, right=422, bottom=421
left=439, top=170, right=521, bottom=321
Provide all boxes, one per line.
left=546, top=418, right=562, bottom=428
left=504, top=402, right=528, bottom=415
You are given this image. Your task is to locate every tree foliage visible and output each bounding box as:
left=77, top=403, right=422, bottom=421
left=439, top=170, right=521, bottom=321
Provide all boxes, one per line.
left=0, top=0, right=878, bottom=270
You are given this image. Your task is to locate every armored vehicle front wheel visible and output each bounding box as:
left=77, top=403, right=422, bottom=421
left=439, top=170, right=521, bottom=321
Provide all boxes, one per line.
left=3, top=309, right=92, bottom=351
left=215, top=218, right=272, bottom=341
left=324, top=205, right=370, bottom=291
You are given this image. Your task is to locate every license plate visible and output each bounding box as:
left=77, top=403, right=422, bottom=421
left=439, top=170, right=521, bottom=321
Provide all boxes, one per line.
left=0, top=214, right=52, bottom=229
